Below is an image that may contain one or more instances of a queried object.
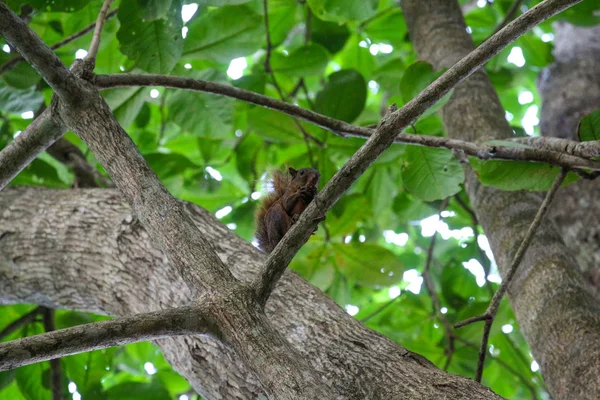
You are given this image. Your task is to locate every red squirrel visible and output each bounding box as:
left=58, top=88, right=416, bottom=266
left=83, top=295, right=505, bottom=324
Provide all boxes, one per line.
left=254, top=167, right=321, bottom=254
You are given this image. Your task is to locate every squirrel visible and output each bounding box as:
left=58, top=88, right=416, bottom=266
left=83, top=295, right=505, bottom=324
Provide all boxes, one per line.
left=254, top=167, right=322, bottom=254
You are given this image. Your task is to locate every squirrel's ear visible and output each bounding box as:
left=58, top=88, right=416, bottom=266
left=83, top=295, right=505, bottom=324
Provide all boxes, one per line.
left=288, top=167, right=297, bottom=177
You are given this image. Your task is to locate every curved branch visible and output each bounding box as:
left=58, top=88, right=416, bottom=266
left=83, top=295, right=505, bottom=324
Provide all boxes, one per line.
left=94, top=73, right=600, bottom=171
left=0, top=305, right=206, bottom=372
left=86, top=0, right=115, bottom=63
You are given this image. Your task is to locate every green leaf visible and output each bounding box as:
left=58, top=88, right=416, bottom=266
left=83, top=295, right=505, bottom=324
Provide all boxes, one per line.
left=335, top=35, right=375, bottom=78
left=139, top=0, right=173, bottom=20
left=307, top=0, right=377, bottom=23
left=400, top=61, right=453, bottom=117
left=145, top=153, right=199, bottom=179
left=469, top=158, right=579, bottom=191
left=167, top=72, right=233, bottom=138
left=117, top=0, right=183, bottom=74
left=247, top=108, right=305, bottom=143
left=0, top=370, right=16, bottom=392
left=103, top=87, right=148, bottom=129
left=270, top=44, right=330, bottom=77
left=106, top=381, right=170, bottom=400
left=578, top=109, right=600, bottom=142
left=6, top=0, right=90, bottom=13
left=392, top=193, right=437, bottom=223
left=333, top=243, right=404, bottom=287
left=364, top=10, right=407, bottom=46
left=0, top=82, right=44, bottom=114
left=402, top=147, right=464, bottom=201
left=183, top=5, right=264, bottom=63
left=16, top=364, right=51, bottom=400
left=2, top=62, right=41, bottom=89
left=235, top=133, right=264, bottom=181
left=311, top=14, right=350, bottom=54
left=315, top=69, right=366, bottom=123
left=517, top=34, right=553, bottom=68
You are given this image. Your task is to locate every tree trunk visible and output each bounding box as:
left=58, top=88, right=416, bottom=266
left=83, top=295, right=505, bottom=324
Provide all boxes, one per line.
left=0, top=186, right=502, bottom=400
left=539, top=22, right=600, bottom=293
left=400, top=1, right=600, bottom=399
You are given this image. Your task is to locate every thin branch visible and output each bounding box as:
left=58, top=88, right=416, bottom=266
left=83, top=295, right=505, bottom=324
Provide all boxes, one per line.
left=262, top=0, right=323, bottom=151
left=421, top=199, right=455, bottom=370
left=41, top=308, right=63, bottom=400
left=508, top=136, right=600, bottom=159
left=94, top=73, right=600, bottom=172
left=456, top=338, right=540, bottom=400
left=0, top=307, right=43, bottom=340
left=360, top=292, right=405, bottom=323
left=0, top=306, right=206, bottom=372
left=250, top=0, right=584, bottom=306
left=0, top=9, right=118, bottom=75
left=86, top=0, right=115, bottom=63
left=455, top=168, right=567, bottom=382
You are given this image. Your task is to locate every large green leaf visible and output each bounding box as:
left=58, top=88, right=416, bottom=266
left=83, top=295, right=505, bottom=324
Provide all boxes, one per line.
left=469, top=158, right=579, bottom=191
left=333, top=243, right=404, bottom=287
left=315, top=69, right=366, bottom=123
left=5, top=0, right=90, bottom=12
left=270, top=44, right=330, bottom=77
left=311, top=14, right=350, bottom=54
left=0, top=370, right=16, bottom=392
left=578, top=109, right=600, bottom=142
left=16, top=364, right=51, bottom=400
left=364, top=10, right=407, bottom=46
left=247, top=107, right=305, bottom=143
left=402, top=147, right=464, bottom=201
left=139, top=0, right=173, bottom=20
left=0, top=83, right=44, bottom=114
left=117, top=0, right=183, bottom=74
left=400, top=61, right=453, bottom=116
left=103, top=86, right=149, bottom=129
left=183, top=5, right=264, bottom=62
left=106, top=381, right=170, bottom=400
left=307, top=0, right=377, bottom=23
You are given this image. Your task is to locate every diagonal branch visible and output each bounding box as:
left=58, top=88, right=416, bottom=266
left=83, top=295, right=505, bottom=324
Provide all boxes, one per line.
left=454, top=168, right=567, bottom=382
left=249, top=0, right=584, bottom=306
left=0, top=307, right=43, bottom=340
left=86, top=0, right=115, bottom=63
left=0, top=305, right=206, bottom=372
left=0, top=9, right=118, bottom=75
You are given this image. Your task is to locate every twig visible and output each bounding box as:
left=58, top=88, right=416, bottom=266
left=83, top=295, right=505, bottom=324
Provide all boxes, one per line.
left=360, top=292, right=405, bottom=323
left=421, top=199, right=455, bottom=370
left=456, top=338, right=540, bottom=400
left=94, top=73, right=600, bottom=172
left=0, top=9, right=118, bottom=76
left=0, top=305, right=206, bottom=372
left=455, top=168, right=567, bottom=382
left=358, top=5, right=398, bottom=29
left=0, top=307, right=43, bottom=340
left=41, top=308, right=63, bottom=400
left=262, top=0, right=323, bottom=156
left=86, top=0, right=115, bottom=63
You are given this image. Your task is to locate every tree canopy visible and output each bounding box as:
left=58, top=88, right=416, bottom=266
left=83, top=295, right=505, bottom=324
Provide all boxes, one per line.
left=1, top=0, right=599, bottom=399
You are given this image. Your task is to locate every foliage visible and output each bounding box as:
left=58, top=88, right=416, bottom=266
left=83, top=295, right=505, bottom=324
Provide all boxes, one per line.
left=1, top=0, right=599, bottom=399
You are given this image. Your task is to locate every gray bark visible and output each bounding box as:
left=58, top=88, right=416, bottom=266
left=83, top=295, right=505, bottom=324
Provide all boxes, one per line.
left=0, top=187, right=502, bottom=400
left=400, top=1, right=600, bottom=399
left=539, top=23, right=600, bottom=292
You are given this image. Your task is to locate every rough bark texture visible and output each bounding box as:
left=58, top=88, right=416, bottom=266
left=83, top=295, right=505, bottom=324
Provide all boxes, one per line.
left=539, top=23, right=600, bottom=292
left=400, top=1, right=600, bottom=399
left=0, top=187, right=503, bottom=400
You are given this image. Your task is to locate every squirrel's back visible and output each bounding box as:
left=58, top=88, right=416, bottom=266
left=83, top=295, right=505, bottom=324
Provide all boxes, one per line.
left=254, top=170, right=291, bottom=253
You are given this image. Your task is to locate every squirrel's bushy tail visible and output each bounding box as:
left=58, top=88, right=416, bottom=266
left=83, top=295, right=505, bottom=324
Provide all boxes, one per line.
left=254, top=169, right=290, bottom=253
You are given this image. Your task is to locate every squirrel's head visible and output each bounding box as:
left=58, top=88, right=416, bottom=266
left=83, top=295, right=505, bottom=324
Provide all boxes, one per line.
left=289, top=167, right=320, bottom=188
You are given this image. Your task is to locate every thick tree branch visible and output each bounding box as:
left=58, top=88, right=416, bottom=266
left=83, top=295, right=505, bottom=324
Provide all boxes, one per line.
left=0, top=108, right=67, bottom=190
left=250, top=0, right=584, bottom=305
left=0, top=9, right=118, bottom=75
left=0, top=305, right=206, bottom=372
left=0, top=3, right=81, bottom=102
left=455, top=168, right=567, bottom=382
left=94, top=73, right=600, bottom=171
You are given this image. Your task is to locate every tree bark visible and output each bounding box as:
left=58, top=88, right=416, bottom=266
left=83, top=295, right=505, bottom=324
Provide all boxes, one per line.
left=400, top=1, right=600, bottom=399
left=539, top=22, right=600, bottom=293
left=0, top=187, right=502, bottom=400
